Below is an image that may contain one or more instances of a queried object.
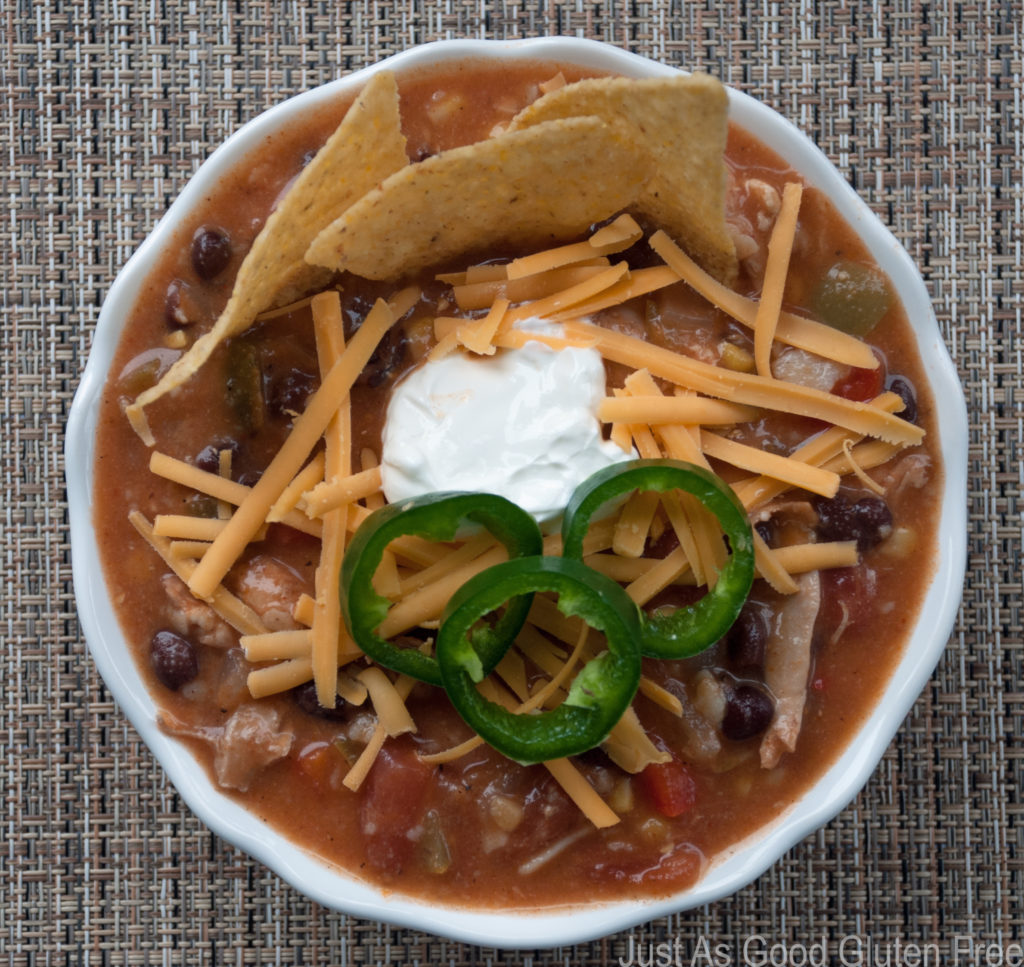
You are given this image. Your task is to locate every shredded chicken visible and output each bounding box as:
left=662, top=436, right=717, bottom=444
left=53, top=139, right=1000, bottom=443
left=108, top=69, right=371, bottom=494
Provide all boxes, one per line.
left=162, top=575, right=234, bottom=649
left=234, top=555, right=308, bottom=631
left=751, top=499, right=817, bottom=530
left=725, top=176, right=785, bottom=285
left=692, top=669, right=728, bottom=728
left=746, top=178, right=782, bottom=231
left=726, top=213, right=765, bottom=285
left=667, top=681, right=723, bottom=764
left=158, top=704, right=294, bottom=792
left=215, top=648, right=253, bottom=711
left=730, top=231, right=759, bottom=261
left=752, top=499, right=818, bottom=548
left=214, top=706, right=293, bottom=790
left=871, top=453, right=932, bottom=497
left=771, top=347, right=846, bottom=393
left=760, top=571, right=821, bottom=768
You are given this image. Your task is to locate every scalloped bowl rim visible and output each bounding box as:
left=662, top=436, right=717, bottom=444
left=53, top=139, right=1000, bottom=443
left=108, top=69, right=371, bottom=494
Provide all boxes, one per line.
left=66, top=37, right=967, bottom=949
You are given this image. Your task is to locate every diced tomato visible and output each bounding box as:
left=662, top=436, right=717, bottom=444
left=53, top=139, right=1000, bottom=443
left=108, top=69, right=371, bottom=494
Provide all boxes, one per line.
left=294, top=741, right=343, bottom=788
left=638, top=758, right=697, bottom=818
left=831, top=364, right=884, bottom=402
left=359, top=741, right=433, bottom=875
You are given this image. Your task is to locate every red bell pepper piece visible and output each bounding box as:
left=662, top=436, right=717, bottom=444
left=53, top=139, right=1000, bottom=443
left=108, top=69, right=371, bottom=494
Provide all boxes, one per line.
left=639, top=758, right=697, bottom=818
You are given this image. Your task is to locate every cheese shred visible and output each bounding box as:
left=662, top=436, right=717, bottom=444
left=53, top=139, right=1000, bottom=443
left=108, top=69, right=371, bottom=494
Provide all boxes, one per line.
left=753, top=182, right=803, bottom=378
left=188, top=298, right=396, bottom=600
left=133, top=213, right=927, bottom=840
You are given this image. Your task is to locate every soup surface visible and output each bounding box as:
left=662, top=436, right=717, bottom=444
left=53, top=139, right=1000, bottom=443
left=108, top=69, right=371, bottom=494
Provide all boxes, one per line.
left=94, top=59, right=940, bottom=907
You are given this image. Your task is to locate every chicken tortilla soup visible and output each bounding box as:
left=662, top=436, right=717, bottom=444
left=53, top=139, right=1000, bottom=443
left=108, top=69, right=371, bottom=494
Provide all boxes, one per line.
left=93, top=59, right=941, bottom=907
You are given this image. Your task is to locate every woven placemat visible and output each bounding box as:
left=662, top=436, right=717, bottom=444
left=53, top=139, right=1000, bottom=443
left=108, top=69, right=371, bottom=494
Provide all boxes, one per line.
left=4, top=0, right=1021, bottom=962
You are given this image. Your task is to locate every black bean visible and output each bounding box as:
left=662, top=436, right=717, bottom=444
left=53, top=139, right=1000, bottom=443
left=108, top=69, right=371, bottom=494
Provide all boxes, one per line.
left=814, top=494, right=893, bottom=551
left=340, top=283, right=418, bottom=337
left=754, top=519, right=775, bottom=546
left=886, top=374, right=918, bottom=425
left=164, top=279, right=200, bottom=328
left=150, top=630, right=199, bottom=690
left=267, top=368, right=318, bottom=419
left=726, top=602, right=770, bottom=671
left=293, top=681, right=349, bottom=720
left=341, top=292, right=377, bottom=339
left=237, top=469, right=263, bottom=488
left=587, top=214, right=656, bottom=269
left=624, top=244, right=662, bottom=271
left=194, top=439, right=241, bottom=474
left=357, top=324, right=407, bottom=388
left=193, top=446, right=220, bottom=474
left=191, top=226, right=232, bottom=280
left=721, top=683, right=775, bottom=740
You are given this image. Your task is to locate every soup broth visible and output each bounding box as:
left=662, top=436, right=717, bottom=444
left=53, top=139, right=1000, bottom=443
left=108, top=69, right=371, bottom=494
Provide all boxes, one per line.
left=93, top=60, right=940, bottom=907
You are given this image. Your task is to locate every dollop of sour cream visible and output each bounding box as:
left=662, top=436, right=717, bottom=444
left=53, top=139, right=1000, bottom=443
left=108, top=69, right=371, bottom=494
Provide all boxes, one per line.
left=380, top=332, right=631, bottom=526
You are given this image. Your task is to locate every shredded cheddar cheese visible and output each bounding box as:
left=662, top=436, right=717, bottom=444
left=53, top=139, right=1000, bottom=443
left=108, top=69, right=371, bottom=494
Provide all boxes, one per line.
left=603, top=706, right=672, bottom=774
left=751, top=529, right=800, bottom=595
left=699, top=430, right=841, bottom=498
left=452, top=268, right=607, bottom=311
left=303, top=466, right=384, bottom=518
left=650, top=230, right=879, bottom=369
left=268, top=452, right=327, bottom=523
left=371, top=549, right=402, bottom=598
left=505, top=213, right=641, bottom=279
left=599, top=395, right=758, bottom=426
left=624, top=546, right=692, bottom=606
left=500, top=262, right=630, bottom=327
left=311, top=290, right=353, bottom=708
left=343, top=671, right=418, bottom=792
left=240, top=629, right=313, bottom=662
left=153, top=515, right=237, bottom=541
left=247, top=657, right=315, bottom=698
left=356, top=666, right=416, bottom=737
left=563, top=318, right=923, bottom=446
left=455, top=296, right=509, bottom=356
left=293, top=593, right=317, bottom=627
left=753, top=182, right=803, bottom=378
left=129, top=511, right=268, bottom=636
left=359, top=449, right=387, bottom=511
left=148, top=452, right=321, bottom=538
left=130, top=205, right=929, bottom=842
left=188, top=298, right=396, bottom=600
left=376, top=544, right=509, bottom=639
left=612, top=489, right=661, bottom=559
left=546, top=265, right=680, bottom=323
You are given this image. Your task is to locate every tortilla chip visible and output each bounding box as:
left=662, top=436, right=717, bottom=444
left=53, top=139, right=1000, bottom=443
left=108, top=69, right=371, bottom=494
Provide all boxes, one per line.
left=508, top=74, right=737, bottom=285
left=305, top=116, right=649, bottom=281
left=127, top=70, right=409, bottom=444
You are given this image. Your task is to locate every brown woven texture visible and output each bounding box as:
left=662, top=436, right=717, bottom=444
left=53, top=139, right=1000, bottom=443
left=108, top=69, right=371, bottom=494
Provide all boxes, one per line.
left=3, top=0, right=1021, bottom=962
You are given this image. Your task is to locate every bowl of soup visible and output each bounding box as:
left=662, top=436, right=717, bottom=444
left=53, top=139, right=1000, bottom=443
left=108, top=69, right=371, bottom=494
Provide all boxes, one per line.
left=66, top=37, right=967, bottom=947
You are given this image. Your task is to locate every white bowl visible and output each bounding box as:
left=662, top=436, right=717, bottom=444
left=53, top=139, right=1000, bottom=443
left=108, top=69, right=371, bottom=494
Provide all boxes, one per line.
left=66, top=37, right=967, bottom=948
